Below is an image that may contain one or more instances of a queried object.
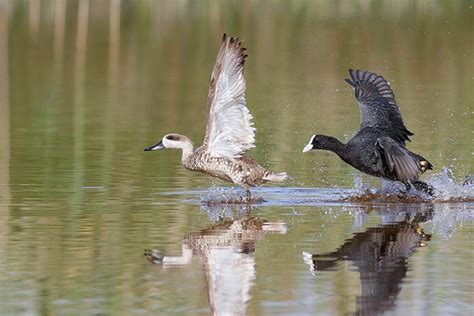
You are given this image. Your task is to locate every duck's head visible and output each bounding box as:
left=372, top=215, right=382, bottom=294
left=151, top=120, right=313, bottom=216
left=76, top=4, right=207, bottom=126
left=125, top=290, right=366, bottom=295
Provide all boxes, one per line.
left=144, top=133, right=191, bottom=151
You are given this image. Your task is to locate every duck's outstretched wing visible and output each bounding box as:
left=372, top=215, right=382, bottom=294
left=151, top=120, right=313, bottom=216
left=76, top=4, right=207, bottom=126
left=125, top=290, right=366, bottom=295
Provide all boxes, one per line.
left=202, top=34, right=255, bottom=158
left=375, top=137, right=431, bottom=183
left=345, top=69, right=413, bottom=144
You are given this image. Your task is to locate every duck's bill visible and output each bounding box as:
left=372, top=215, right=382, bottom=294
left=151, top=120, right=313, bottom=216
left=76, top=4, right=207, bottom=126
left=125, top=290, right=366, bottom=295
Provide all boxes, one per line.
left=144, top=141, right=165, bottom=151
left=302, top=143, right=313, bottom=153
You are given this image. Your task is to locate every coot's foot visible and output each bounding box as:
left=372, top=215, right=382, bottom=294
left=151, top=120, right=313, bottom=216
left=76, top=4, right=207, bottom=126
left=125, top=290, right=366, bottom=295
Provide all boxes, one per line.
left=413, top=181, right=434, bottom=196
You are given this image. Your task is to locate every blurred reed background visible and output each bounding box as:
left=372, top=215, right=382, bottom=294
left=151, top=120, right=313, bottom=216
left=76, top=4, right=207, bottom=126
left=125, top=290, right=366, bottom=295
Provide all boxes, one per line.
left=0, top=0, right=472, bottom=191
left=0, top=1, right=472, bottom=315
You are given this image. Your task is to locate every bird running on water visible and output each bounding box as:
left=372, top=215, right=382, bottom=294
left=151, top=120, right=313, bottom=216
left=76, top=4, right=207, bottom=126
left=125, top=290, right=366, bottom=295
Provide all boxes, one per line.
left=303, top=69, right=433, bottom=195
left=145, top=34, right=287, bottom=198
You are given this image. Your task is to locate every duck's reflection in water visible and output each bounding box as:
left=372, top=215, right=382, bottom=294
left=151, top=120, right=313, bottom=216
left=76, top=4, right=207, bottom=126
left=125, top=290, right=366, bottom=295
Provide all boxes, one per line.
left=303, top=207, right=433, bottom=315
left=145, top=205, right=286, bottom=315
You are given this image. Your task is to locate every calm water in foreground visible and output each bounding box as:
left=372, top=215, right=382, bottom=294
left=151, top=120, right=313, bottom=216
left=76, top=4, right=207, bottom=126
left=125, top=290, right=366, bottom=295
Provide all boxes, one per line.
left=0, top=1, right=473, bottom=315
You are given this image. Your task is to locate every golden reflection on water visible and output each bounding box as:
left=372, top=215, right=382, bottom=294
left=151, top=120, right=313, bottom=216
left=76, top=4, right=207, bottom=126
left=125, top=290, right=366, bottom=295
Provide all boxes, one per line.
left=0, top=1, right=472, bottom=315
left=4, top=0, right=472, bottom=189
left=0, top=1, right=10, bottom=271
left=146, top=206, right=286, bottom=316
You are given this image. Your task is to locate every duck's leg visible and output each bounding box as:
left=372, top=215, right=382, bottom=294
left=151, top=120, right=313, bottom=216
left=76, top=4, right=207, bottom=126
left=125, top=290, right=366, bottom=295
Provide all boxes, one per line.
left=245, top=188, right=252, bottom=201
left=241, top=185, right=252, bottom=203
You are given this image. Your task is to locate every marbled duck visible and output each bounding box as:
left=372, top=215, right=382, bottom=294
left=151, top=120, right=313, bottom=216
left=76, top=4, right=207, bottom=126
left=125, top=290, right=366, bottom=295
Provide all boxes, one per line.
left=145, top=34, right=287, bottom=195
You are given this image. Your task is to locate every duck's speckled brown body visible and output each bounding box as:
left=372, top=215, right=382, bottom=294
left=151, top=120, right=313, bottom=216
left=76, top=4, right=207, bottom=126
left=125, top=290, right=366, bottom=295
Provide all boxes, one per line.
left=183, top=147, right=276, bottom=188
left=144, top=34, right=287, bottom=191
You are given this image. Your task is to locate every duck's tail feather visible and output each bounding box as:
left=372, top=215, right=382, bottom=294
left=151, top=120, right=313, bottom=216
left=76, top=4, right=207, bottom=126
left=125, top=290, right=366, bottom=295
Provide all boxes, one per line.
left=263, top=172, right=288, bottom=182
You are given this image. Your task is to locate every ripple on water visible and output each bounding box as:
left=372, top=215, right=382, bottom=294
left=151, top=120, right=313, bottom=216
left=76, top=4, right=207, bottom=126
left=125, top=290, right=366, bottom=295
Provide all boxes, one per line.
left=157, top=169, right=474, bottom=206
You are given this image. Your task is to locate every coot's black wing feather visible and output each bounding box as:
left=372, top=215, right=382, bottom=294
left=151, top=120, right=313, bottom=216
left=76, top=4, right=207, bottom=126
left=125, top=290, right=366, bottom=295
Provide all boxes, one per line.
left=346, top=69, right=413, bottom=144
left=375, top=137, right=427, bottom=183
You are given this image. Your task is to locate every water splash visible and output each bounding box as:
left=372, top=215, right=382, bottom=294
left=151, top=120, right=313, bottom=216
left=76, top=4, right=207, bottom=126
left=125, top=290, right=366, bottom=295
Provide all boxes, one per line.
left=161, top=167, right=474, bottom=205
left=428, top=168, right=474, bottom=202
left=200, top=186, right=265, bottom=205
left=345, top=168, right=474, bottom=203
left=316, top=204, right=472, bottom=241
left=426, top=204, right=474, bottom=240
left=345, top=177, right=428, bottom=203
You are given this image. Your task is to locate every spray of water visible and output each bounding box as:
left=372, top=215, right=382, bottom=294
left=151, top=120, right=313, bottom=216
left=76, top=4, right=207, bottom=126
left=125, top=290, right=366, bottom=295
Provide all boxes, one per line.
left=200, top=185, right=265, bottom=205
left=345, top=167, right=473, bottom=203
left=427, top=167, right=473, bottom=202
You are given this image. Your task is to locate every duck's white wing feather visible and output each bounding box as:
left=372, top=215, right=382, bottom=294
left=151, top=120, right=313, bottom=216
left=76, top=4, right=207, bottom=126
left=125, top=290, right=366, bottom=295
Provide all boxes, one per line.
left=203, top=34, right=255, bottom=158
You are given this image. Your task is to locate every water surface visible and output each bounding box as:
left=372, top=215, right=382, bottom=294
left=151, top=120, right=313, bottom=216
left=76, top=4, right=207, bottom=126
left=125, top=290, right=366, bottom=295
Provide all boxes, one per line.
left=0, top=1, right=473, bottom=315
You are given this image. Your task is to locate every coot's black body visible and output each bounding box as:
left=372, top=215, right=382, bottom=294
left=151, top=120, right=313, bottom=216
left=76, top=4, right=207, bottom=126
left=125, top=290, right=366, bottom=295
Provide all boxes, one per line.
left=304, top=69, right=433, bottom=193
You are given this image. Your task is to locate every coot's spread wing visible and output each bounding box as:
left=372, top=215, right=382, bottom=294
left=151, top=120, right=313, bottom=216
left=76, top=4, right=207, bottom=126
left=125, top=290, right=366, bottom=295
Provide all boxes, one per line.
left=202, top=34, right=255, bottom=158
left=375, top=137, right=422, bottom=182
left=346, top=69, right=413, bottom=143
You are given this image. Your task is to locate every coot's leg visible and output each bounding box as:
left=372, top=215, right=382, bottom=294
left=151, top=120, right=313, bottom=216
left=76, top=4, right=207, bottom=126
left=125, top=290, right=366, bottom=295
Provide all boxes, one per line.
left=404, top=183, right=412, bottom=193
left=395, top=182, right=411, bottom=197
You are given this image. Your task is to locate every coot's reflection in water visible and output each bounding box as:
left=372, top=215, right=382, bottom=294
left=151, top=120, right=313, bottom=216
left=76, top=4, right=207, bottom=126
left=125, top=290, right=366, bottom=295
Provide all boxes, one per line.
left=303, top=207, right=433, bottom=315
left=145, top=205, right=286, bottom=316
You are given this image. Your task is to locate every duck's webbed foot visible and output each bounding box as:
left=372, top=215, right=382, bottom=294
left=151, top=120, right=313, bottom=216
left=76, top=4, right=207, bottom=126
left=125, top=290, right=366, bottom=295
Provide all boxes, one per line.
left=244, top=188, right=252, bottom=203
left=239, top=186, right=265, bottom=204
